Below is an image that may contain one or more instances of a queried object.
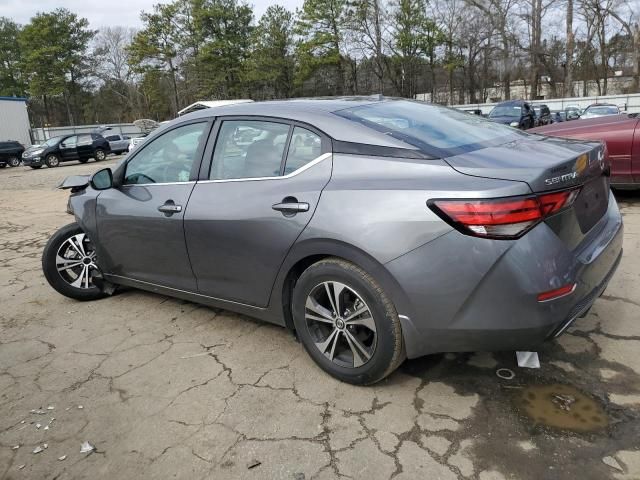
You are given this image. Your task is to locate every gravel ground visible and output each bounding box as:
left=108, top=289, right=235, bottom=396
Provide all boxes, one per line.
left=1, top=159, right=639, bottom=480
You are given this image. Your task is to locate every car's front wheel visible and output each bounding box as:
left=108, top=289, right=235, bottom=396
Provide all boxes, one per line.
left=8, top=156, right=20, bottom=167
left=94, top=149, right=106, bottom=161
left=45, top=154, right=60, bottom=168
left=42, top=223, right=108, bottom=301
left=292, top=258, right=405, bottom=385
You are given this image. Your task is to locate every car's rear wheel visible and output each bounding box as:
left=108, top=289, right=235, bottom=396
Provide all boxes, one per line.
left=8, top=156, right=20, bottom=167
left=94, top=149, right=106, bottom=161
left=45, top=154, right=60, bottom=168
left=292, top=258, right=404, bottom=385
left=0, top=163, right=6, bottom=168
left=42, top=223, right=108, bottom=301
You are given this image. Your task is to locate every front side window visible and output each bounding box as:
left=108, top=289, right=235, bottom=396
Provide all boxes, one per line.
left=210, top=120, right=290, bottom=180
left=284, top=127, right=322, bottom=174
left=124, top=122, right=207, bottom=185
left=105, top=135, right=119, bottom=142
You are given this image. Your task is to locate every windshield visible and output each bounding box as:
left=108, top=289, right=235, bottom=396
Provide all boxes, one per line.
left=584, top=106, right=618, bottom=115
left=42, top=137, right=63, bottom=147
left=335, top=100, right=523, bottom=157
left=489, top=105, right=522, bottom=118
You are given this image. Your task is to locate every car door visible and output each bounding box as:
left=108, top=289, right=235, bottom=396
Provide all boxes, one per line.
left=633, top=119, right=640, bottom=184
left=184, top=118, right=332, bottom=307
left=95, top=120, right=212, bottom=291
left=59, top=135, right=78, bottom=161
left=76, top=134, right=93, bottom=159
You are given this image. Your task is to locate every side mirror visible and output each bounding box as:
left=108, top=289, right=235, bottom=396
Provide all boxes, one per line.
left=90, top=168, right=113, bottom=190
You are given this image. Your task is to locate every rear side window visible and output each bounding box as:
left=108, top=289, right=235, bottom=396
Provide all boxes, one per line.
left=336, top=101, right=522, bottom=157
left=105, top=135, right=119, bottom=141
left=284, top=127, right=322, bottom=174
left=78, top=134, right=92, bottom=145
left=210, top=120, right=290, bottom=180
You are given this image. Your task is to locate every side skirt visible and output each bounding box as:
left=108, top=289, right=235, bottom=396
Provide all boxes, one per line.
left=105, top=274, right=286, bottom=327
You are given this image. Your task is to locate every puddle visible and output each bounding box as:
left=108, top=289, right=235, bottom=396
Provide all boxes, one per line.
left=514, top=384, right=608, bottom=432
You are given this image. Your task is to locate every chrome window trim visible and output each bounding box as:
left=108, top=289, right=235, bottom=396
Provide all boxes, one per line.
left=199, top=152, right=332, bottom=184
left=121, top=181, right=197, bottom=187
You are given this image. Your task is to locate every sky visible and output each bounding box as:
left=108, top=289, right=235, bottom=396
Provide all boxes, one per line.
left=0, top=0, right=304, bottom=29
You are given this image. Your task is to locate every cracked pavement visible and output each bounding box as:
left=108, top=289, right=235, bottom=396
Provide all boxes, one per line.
left=1, top=160, right=639, bottom=480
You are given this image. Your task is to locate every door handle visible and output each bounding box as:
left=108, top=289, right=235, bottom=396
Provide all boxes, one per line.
left=272, top=199, right=310, bottom=215
left=158, top=201, right=182, bottom=216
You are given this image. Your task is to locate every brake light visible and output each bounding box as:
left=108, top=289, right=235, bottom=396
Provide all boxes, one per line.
left=537, top=283, right=576, bottom=302
left=428, top=188, right=580, bottom=239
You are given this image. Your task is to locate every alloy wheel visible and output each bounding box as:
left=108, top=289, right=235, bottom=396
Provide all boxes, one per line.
left=305, top=281, right=377, bottom=368
left=95, top=150, right=106, bottom=160
left=46, top=155, right=59, bottom=167
left=8, top=156, right=20, bottom=167
left=55, top=233, right=99, bottom=289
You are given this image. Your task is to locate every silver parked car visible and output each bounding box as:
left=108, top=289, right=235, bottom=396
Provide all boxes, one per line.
left=42, top=98, right=623, bottom=385
left=104, top=134, right=130, bottom=155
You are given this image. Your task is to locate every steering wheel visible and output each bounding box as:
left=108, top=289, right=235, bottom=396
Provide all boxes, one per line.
left=162, top=161, right=191, bottom=182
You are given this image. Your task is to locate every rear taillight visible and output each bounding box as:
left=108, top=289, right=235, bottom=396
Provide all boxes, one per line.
left=428, top=188, right=580, bottom=239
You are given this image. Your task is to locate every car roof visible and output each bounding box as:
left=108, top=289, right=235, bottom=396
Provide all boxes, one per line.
left=165, top=97, right=424, bottom=150
left=494, top=100, right=527, bottom=106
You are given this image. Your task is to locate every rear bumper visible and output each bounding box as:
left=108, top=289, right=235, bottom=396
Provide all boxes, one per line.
left=386, top=190, right=623, bottom=358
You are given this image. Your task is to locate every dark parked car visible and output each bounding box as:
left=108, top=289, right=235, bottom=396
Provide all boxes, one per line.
left=533, top=104, right=552, bottom=126
left=532, top=113, right=640, bottom=188
left=0, top=140, right=25, bottom=167
left=22, top=133, right=111, bottom=169
left=43, top=98, right=622, bottom=385
left=488, top=100, right=536, bottom=129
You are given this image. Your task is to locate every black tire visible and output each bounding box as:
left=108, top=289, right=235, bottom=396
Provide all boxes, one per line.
left=78, top=158, right=89, bottom=164
left=0, top=163, right=6, bottom=168
left=45, top=154, right=60, bottom=168
left=30, top=165, right=42, bottom=169
left=292, top=257, right=405, bottom=385
left=94, top=149, right=106, bottom=161
left=8, top=156, right=20, bottom=167
left=42, top=223, right=107, bottom=301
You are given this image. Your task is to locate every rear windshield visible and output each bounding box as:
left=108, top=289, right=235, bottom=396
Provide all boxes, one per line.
left=335, top=100, right=522, bottom=157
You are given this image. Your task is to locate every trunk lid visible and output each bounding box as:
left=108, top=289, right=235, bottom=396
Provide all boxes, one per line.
left=445, top=135, right=611, bottom=239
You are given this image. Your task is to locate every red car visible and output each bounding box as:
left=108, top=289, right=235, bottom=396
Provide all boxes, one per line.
left=531, top=113, right=640, bottom=189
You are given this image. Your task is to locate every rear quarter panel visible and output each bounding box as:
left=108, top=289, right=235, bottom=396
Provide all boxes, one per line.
left=304, top=153, right=531, bottom=264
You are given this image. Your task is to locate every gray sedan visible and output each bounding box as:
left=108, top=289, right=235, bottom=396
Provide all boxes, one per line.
left=42, top=98, right=623, bottom=385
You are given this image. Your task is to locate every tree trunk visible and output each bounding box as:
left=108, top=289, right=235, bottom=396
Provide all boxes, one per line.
left=633, top=24, right=640, bottom=92
left=168, top=57, right=179, bottom=116
left=502, top=37, right=511, bottom=100
left=373, top=0, right=384, bottom=93
left=43, top=95, right=51, bottom=127
left=529, top=0, right=540, bottom=99
left=564, top=0, right=574, bottom=97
